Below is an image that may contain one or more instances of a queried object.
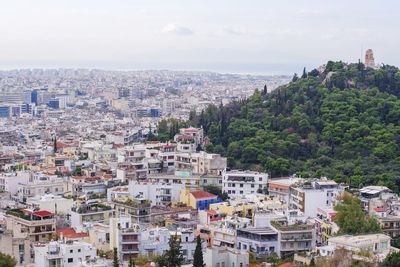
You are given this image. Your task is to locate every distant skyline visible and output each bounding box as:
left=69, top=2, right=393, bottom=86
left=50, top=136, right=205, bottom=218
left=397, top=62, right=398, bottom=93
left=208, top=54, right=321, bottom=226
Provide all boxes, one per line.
left=0, top=0, right=399, bottom=74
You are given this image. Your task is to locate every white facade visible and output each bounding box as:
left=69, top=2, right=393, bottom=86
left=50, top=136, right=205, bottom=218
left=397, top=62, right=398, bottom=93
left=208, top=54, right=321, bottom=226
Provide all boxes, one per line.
left=204, top=247, right=249, bottom=267
left=128, top=180, right=185, bottom=205
left=34, top=241, right=97, bottom=267
left=26, top=194, right=74, bottom=214
left=0, top=171, right=30, bottom=195
left=222, top=170, right=268, bottom=197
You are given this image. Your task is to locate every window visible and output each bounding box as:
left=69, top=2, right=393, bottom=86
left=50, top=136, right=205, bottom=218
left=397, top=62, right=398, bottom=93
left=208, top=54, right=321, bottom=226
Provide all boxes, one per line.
left=68, top=258, right=73, bottom=263
left=240, top=191, right=243, bottom=194
left=70, top=250, right=73, bottom=253
left=259, top=177, right=262, bottom=181
left=251, top=184, right=254, bottom=188
left=185, top=237, right=189, bottom=242
left=78, top=249, right=81, bottom=252
left=240, top=184, right=243, bottom=188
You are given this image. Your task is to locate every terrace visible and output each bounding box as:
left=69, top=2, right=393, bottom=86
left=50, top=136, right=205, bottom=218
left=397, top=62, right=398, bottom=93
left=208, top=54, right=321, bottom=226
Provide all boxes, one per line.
left=71, top=203, right=112, bottom=214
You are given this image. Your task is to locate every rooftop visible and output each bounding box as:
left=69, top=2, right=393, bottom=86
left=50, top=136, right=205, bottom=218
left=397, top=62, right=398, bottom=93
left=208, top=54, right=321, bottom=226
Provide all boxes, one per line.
left=191, top=191, right=217, bottom=200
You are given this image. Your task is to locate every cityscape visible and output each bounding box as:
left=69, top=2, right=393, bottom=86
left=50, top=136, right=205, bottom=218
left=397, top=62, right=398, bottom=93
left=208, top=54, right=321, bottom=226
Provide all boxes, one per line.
left=0, top=1, right=400, bottom=267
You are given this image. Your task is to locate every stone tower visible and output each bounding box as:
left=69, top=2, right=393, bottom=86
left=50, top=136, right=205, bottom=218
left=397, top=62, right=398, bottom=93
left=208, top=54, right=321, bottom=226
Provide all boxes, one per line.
left=365, top=49, right=375, bottom=68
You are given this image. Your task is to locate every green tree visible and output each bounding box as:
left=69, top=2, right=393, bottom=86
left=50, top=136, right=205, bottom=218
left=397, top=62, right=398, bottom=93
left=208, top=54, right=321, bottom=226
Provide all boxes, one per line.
left=334, top=192, right=382, bottom=235
left=157, top=233, right=184, bottom=267
left=113, top=247, right=119, bottom=267
left=379, top=251, right=400, bottom=267
left=193, top=236, right=205, bottom=267
left=301, top=67, right=307, bottom=79
left=128, top=256, right=135, bottom=267
left=0, top=252, right=16, bottom=267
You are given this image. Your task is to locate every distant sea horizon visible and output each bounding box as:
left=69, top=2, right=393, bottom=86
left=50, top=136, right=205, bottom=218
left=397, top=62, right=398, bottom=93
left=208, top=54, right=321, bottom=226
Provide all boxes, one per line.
left=0, top=61, right=320, bottom=76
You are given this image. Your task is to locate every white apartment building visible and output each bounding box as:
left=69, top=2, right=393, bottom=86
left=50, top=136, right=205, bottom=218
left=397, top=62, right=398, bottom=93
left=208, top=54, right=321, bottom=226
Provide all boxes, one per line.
left=204, top=247, right=249, bottom=267
left=222, top=170, right=268, bottom=197
left=0, top=171, right=30, bottom=195
left=34, top=241, right=97, bottom=267
left=289, top=179, right=344, bottom=218
left=16, top=173, right=64, bottom=201
left=175, top=151, right=227, bottom=176
left=128, top=180, right=185, bottom=206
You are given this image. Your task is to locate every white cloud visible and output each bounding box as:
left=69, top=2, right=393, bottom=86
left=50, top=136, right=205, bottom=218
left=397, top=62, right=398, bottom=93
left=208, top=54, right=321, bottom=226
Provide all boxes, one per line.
left=162, top=23, right=193, bottom=36
left=223, top=27, right=247, bottom=36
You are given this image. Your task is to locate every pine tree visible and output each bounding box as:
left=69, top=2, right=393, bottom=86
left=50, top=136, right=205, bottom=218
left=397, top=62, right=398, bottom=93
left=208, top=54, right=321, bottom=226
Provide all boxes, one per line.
left=193, top=236, right=205, bottom=267
left=113, top=247, right=119, bottom=267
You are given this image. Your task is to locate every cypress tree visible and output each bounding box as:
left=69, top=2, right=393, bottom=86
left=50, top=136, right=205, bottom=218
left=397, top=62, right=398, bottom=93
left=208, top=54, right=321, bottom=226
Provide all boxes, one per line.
left=301, top=67, right=307, bottom=79
left=113, top=247, right=119, bottom=267
left=193, top=236, right=205, bottom=267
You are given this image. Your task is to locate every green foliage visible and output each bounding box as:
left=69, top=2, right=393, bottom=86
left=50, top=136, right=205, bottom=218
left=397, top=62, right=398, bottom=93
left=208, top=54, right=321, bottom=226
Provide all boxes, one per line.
left=128, top=256, right=135, bottom=267
left=334, top=193, right=382, bottom=235
left=189, top=62, right=400, bottom=193
left=203, top=185, right=229, bottom=201
left=157, top=233, right=184, bottom=267
left=391, top=237, right=400, bottom=249
left=249, top=251, right=257, bottom=264
left=113, top=247, right=119, bottom=267
left=157, top=118, right=188, bottom=142
left=0, top=252, right=16, bottom=267
left=379, top=251, right=400, bottom=267
left=193, top=236, right=205, bottom=267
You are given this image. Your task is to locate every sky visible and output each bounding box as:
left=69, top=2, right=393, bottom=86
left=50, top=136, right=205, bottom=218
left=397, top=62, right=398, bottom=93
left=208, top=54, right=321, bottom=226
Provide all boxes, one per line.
left=0, top=0, right=398, bottom=74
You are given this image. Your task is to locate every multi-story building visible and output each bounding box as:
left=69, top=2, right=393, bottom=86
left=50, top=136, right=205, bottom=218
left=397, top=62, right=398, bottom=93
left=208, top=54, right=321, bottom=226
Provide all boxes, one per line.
left=0, top=171, right=30, bottom=195
left=109, top=216, right=140, bottom=262
left=314, top=206, right=338, bottom=245
left=179, top=189, right=220, bottom=210
left=289, top=179, right=343, bottom=218
left=148, top=170, right=201, bottom=190
left=17, top=173, right=64, bottom=202
left=175, top=151, right=227, bottom=176
left=236, top=227, right=278, bottom=258
left=128, top=180, right=185, bottom=206
left=5, top=209, right=56, bottom=243
left=70, top=202, right=114, bottom=228
left=222, top=170, right=268, bottom=197
left=139, top=227, right=170, bottom=257
left=328, top=234, right=392, bottom=261
left=34, top=240, right=97, bottom=267
left=271, top=220, right=316, bottom=258
left=204, top=247, right=249, bottom=267
left=268, top=177, right=303, bottom=203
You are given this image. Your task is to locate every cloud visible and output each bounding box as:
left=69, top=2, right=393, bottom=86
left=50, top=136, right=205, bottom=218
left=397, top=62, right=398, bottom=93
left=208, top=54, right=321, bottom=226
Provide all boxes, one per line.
left=223, top=27, right=247, bottom=36
left=162, top=23, right=193, bottom=36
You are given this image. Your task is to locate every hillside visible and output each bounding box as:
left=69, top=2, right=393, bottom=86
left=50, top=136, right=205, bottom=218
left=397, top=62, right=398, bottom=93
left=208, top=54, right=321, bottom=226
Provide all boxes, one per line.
left=189, top=61, right=400, bottom=192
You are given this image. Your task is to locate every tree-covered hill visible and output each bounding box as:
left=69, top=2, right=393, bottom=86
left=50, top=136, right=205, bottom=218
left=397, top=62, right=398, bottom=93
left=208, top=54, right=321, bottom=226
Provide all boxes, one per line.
left=188, top=61, right=400, bottom=192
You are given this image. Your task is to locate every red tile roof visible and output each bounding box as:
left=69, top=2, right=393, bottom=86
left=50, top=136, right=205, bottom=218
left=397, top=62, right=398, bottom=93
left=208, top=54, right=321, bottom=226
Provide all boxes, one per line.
left=183, top=129, right=199, bottom=133
left=57, top=228, right=89, bottom=238
left=191, top=191, right=217, bottom=200
left=374, top=207, right=385, bottom=212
